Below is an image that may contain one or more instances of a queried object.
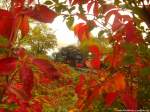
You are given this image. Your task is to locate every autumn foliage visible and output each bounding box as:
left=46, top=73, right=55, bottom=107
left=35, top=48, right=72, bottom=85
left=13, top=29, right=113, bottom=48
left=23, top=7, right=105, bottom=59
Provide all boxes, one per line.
left=0, top=0, right=150, bottom=111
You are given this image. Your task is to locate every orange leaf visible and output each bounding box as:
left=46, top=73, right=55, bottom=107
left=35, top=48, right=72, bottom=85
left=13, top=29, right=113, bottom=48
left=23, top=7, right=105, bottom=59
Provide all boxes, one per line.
left=74, top=23, right=90, bottom=41
left=20, top=16, right=29, bottom=36
left=113, top=72, right=126, bottom=91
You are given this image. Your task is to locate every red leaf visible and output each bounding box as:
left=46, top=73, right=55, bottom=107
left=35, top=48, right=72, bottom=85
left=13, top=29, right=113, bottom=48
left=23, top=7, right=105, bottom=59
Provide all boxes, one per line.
left=87, top=1, right=94, bottom=12
left=105, top=92, right=118, bottom=107
left=31, top=100, right=42, bottom=112
left=121, top=92, right=137, bottom=110
left=0, top=109, right=5, bottom=112
left=10, top=0, right=25, bottom=14
left=8, top=84, right=29, bottom=100
left=93, top=1, right=99, bottom=17
left=125, top=21, right=142, bottom=43
left=40, top=77, right=52, bottom=84
left=0, top=57, right=17, bottom=75
left=76, top=63, right=84, bottom=68
left=69, top=0, right=72, bottom=4
left=88, top=45, right=101, bottom=69
left=14, top=102, right=29, bottom=112
left=75, top=75, right=85, bottom=97
left=87, top=86, right=101, bottom=104
left=28, top=0, right=33, bottom=4
left=88, top=45, right=100, bottom=58
left=20, top=16, right=29, bottom=36
left=32, top=58, right=60, bottom=79
left=0, top=9, right=14, bottom=39
left=105, top=44, right=124, bottom=68
left=72, top=0, right=79, bottom=5
left=91, top=58, right=100, bottom=69
left=112, top=17, right=122, bottom=31
left=102, top=4, right=116, bottom=14
left=28, top=4, right=57, bottom=23
left=20, top=64, right=33, bottom=98
left=72, top=0, right=88, bottom=5
left=11, top=0, right=25, bottom=6
left=105, top=10, right=122, bottom=31
left=16, top=47, right=26, bottom=58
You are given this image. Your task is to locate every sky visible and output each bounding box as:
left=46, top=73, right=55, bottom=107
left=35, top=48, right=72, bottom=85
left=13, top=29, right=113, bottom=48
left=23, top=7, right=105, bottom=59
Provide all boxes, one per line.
left=49, top=16, right=78, bottom=48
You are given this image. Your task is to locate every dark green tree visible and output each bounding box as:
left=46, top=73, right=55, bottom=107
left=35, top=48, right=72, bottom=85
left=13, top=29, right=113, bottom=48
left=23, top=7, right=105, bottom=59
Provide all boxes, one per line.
left=54, top=45, right=84, bottom=66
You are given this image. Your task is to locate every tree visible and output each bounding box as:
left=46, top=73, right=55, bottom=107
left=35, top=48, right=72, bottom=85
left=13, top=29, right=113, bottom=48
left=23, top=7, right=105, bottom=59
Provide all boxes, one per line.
left=54, top=45, right=84, bottom=66
left=21, top=23, right=57, bottom=56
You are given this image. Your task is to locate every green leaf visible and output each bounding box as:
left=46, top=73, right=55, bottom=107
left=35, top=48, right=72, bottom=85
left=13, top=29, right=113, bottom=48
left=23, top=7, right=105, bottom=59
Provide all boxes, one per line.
left=68, top=6, right=76, bottom=13
left=98, top=30, right=105, bottom=37
left=114, top=0, right=120, bottom=6
left=79, top=5, right=85, bottom=15
left=44, top=0, right=53, bottom=5
left=66, top=16, right=74, bottom=29
left=52, top=0, right=58, bottom=3
left=55, top=4, right=67, bottom=13
left=0, top=103, right=17, bottom=110
left=122, top=43, right=136, bottom=54
left=123, top=54, right=135, bottom=65
left=140, top=67, right=150, bottom=76
left=0, top=36, right=8, bottom=46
